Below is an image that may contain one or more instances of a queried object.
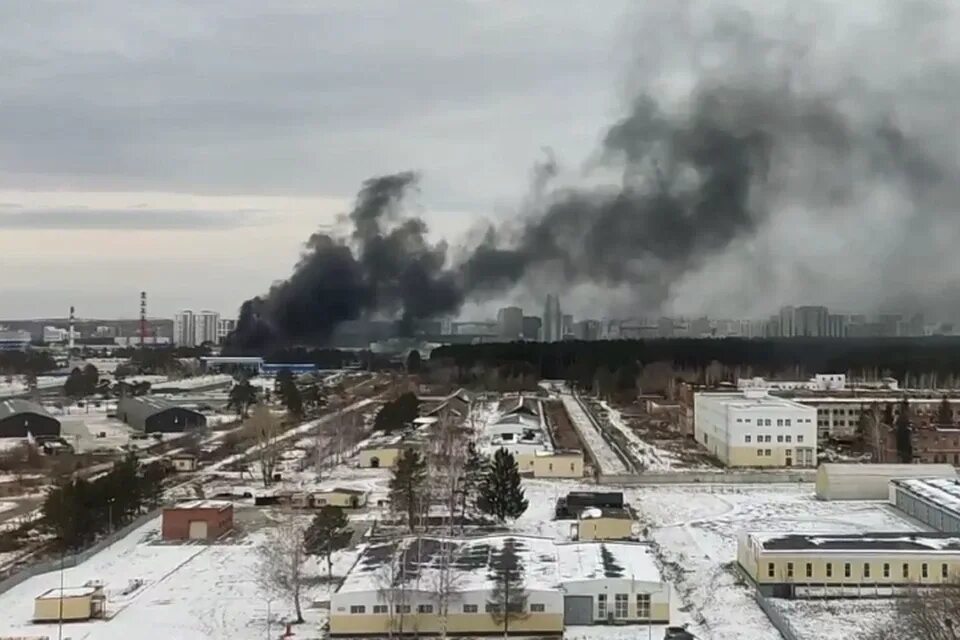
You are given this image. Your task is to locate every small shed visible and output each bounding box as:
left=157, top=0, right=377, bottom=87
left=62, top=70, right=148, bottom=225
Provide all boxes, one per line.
left=117, top=396, right=206, bottom=433
left=533, top=450, right=584, bottom=479
left=162, top=500, right=234, bottom=540
left=576, top=507, right=635, bottom=541
left=815, top=463, right=957, bottom=500
left=33, top=584, right=105, bottom=622
left=0, top=399, right=61, bottom=438
left=170, top=453, right=198, bottom=472
left=312, top=488, right=368, bottom=508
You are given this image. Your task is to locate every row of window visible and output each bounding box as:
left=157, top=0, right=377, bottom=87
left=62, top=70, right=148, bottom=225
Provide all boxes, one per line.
left=349, top=603, right=549, bottom=615
left=767, top=561, right=950, bottom=580
left=597, top=593, right=651, bottom=619
left=737, top=418, right=811, bottom=426
left=745, top=434, right=805, bottom=444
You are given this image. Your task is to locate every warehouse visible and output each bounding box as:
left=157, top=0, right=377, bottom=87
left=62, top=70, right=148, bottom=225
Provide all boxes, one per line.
left=117, top=395, right=206, bottom=433
left=162, top=500, right=233, bottom=541
left=311, top=488, right=368, bottom=509
left=0, top=399, right=60, bottom=438
left=33, top=584, right=106, bottom=622
left=815, top=463, right=956, bottom=500
left=890, top=477, right=960, bottom=532
left=330, top=535, right=564, bottom=637
left=557, top=542, right=670, bottom=624
left=738, top=531, right=960, bottom=598
left=575, top=507, right=636, bottom=541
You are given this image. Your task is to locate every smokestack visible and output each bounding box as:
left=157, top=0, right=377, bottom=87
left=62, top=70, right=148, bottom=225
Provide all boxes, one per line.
left=140, top=291, right=147, bottom=347
left=68, top=306, right=75, bottom=351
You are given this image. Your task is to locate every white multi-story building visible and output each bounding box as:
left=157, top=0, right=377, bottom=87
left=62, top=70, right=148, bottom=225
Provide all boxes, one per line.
left=543, top=294, right=562, bottom=342
left=194, top=310, right=220, bottom=345
left=173, top=310, right=196, bottom=347
left=694, top=390, right=817, bottom=468
left=737, top=373, right=847, bottom=392
left=216, top=318, right=236, bottom=344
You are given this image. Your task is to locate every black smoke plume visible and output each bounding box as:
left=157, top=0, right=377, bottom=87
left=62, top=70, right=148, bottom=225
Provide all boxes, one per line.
left=232, top=2, right=960, bottom=348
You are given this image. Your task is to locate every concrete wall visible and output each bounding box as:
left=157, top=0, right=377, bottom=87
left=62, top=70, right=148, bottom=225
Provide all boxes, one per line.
left=329, top=611, right=564, bottom=636
left=602, top=470, right=816, bottom=485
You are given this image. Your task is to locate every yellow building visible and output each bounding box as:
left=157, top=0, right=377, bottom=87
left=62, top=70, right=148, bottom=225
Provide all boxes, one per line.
left=738, top=531, right=960, bottom=598
left=33, top=585, right=105, bottom=622
left=532, top=450, right=584, bottom=478
left=313, top=488, right=368, bottom=508
left=357, top=435, right=405, bottom=468
left=576, top=507, right=635, bottom=541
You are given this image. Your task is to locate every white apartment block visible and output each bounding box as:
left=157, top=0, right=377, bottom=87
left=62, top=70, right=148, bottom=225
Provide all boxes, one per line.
left=173, top=310, right=195, bottom=346
left=694, top=390, right=817, bottom=468
left=194, top=310, right=220, bottom=345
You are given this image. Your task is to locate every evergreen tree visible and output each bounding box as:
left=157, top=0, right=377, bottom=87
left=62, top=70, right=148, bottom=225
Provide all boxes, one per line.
left=477, top=448, right=528, bottom=522
left=64, top=367, right=86, bottom=398
left=81, top=364, right=100, bottom=395
left=487, top=539, right=528, bottom=636
left=279, top=377, right=304, bottom=418
left=374, top=392, right=420, bottom=433
left=938, top=396, right=954, bottom=427
left=228, top=378, right=258, bottom=418
left=458, top=442, right=488, bottom=524
left=895, top=399, right=914, bottom=463
left=304, top=506, right=351, bottom=579
left=389, top=448, right=428, bottom=531
left=405, top=350, right=422, bottom=373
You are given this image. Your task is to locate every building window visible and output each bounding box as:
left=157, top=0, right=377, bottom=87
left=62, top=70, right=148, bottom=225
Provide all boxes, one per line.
left=922, top=564, right=929, bottom=579
left=826, top=563, right=833, bottom=578
left=463, top=604, right=478, bottom=613
left=485, top=604, right=497, bottom=613
left=757, top=449, right=764, bottom=457
left=768, top=562, right=776, bottom=578
left=777, top=435, right=783, bottom=443
left=765, top=449, right=772, bottom=457
left=396, top=605, right=411, bottom=614
left=614, top=594, right=628, bottom=618
left=418, top=605, right=434, bottom=614
left=798, top=435, right=804, bottom=443
left=737, top=418, right=742, bottom=422
left=944, top=564, right=950, bottom=579
left=844, top=563, right=851, bottom=578
left=548, top=463, right=553, bottom=471
left=636, top=594, right=651, bottom=619
left=373, top=605, right=388, bottom=614
left=786, top=562, right=794, bottom=578
left=785, top=435, right=792, bottom=443
left=598, top=594, right=607, bottom=618
left=863, top=563, right=871, bottom=578
left=903, top=564, right=910, bottom=579
left=777, top=419, right=783, bottom=426
left=806, top=563, right=813, bottom=578
left=883, top=563, right=890, bottom=578
left=350, top=606, right=366, bottom=614
left=785, top=419, right=792, bottom=426
left=766, top=435, right=772, bottom=443
left=745, top=435, right=752, bottom=443
left=570, top=463, right=576, bottom=471
left=530, top=604, right=545, bottom=613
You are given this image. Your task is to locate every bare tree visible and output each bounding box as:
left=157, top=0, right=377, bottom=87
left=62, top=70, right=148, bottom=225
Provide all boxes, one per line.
left=375, top=542, right=409, bottom=639
left=864, top=585, right=960, bottom=640
left=258, top=515, right=309, bottom=624
left=245, top=404, right=283, bottom=488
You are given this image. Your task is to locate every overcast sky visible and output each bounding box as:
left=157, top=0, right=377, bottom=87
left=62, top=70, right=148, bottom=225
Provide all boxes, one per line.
left=0, top=0, right=634, bottom=319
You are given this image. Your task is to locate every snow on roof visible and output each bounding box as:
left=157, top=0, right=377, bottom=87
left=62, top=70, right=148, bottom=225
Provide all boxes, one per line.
left=170, top=499, right=232, bottom=510
left=36, top=586, right=98, bottom=599
left=316, top=487, right=366, bottom=496
left=749, top=531, right=960, bottom=553
left=696, top=391, right=813, bottom=412
left=820, top=463, right=956, bottom=477
left=894, top=477, right=960, bottom=515
left=556, top=542, right=663, bottom=584
left=338, top=535, right=560, bottom=595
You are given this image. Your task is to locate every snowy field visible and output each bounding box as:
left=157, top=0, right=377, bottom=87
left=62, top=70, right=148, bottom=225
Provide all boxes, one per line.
left=151, top=374, right=234, bottom=391
left=517, top=479, right=921, bottom=640
left=560, top=393, right=629, bottom=474
left=0, top=508, right=361, bottom=640
left=0, top=376, right=63, bottom=397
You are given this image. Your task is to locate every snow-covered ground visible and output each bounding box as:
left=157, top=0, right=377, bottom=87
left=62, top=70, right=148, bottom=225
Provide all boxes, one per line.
left=0, top=375, right=63, bottom=398
left=0, top=501, right=15, bottom=513
left=517, top=479, right=920, bottom=640
left=774, top=598, right=896, bottom=640
left=560, top=393, right=629, bottom=474
left=151, top=374, right=234, bottom=391
left=0, top=508, right=361, bottom=640
left=597, top=400, right=709, bottom=472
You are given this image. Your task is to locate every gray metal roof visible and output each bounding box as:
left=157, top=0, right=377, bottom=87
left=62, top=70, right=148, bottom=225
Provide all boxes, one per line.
left=0, top=399, right=54, bottom=421
left=117, top=395, right=183, bottom=428
left=758, top=532, right=960, bottom=552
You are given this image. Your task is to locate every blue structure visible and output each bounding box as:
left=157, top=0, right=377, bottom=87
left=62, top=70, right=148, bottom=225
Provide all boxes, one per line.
left=260, top=363, right=319, bottom=375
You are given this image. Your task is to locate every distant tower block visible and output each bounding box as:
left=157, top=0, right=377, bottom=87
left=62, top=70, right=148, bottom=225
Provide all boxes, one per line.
left=69, top=305, right=76, bottom=350
left=140, top=291, right=148, bottom=347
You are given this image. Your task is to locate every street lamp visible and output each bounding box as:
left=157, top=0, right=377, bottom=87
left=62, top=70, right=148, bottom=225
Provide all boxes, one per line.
left=107, top=497, right=116, bottom=534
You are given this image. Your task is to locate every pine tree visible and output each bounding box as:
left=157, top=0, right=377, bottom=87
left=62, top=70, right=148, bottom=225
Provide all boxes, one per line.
left=938, top=397, right=954, bottom=427
left=895, top=399, right=914, bottom=463
left=389, top=448, right=428, bottom=531
left=304, top=506, right=350, bottom=579
left=477, top=448, right=528, bottom=522
left=487, top=539, right=528, bottom=637
left=458, top=442, right=488, bottom=526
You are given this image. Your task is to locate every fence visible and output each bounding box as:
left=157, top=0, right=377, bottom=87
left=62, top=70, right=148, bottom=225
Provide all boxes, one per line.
left=754, top=591, right=800, bottom=640
left=0, top=508, right=161, bottom=597
left=601, top=470, right=816, bottom=485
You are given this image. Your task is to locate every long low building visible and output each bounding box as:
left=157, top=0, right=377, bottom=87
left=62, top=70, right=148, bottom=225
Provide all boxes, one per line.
left=890, top=477, right=960, bottom=532
left=117, top=395, right=206, bottom=433
left=738, top=531, right=960, bottom=598
left=0, top=399, right=61, bottom=438
left=816, top=463, right=957, bottom=500
left=330, top=536, right=668, bottom=636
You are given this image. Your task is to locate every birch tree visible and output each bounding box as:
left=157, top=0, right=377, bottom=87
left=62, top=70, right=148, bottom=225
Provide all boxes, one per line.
left=245, top=404, right=283, bottom=487
left=258, top=516, right=309, bottom=624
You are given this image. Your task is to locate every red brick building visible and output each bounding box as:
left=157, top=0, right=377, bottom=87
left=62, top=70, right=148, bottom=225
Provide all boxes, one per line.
left=162, top=501, right=234, bottom=541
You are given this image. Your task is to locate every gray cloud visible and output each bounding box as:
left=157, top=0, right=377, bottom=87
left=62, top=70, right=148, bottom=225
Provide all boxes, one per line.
left=0, top=207, right=264, bottom=230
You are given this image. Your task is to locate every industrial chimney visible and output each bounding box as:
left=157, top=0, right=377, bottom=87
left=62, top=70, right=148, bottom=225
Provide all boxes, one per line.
left=68, top=305, right=75, bottom=350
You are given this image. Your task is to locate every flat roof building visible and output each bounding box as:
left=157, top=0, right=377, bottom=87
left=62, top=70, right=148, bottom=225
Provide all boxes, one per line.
left=117, top=395, right=206, bottom=433
left=816, top=463, right=956, bottom=500
left=0, top=399, right=60, bottom=438
left=162, top=500, right=233, bottom=541
left=33, top=584, right=105, bottom=622
left=891, top=477, right=960, bottom=533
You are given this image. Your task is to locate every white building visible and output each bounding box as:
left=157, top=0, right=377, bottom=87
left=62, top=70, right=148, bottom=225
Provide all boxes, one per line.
left=694, top=389, right=817, bottom=467
left=815, top=463, right=957, bottom=501
left=216, top=318, right=236, bottom=343
left=194, top=310, right=220, bottom=345
left=737, top=374, right=847, bottom=392
left=543, top=294, right=562, bottom=342
left=174, top=310, right=196, bottom=346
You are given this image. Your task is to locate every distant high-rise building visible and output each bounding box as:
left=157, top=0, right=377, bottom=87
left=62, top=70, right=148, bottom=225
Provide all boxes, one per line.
left=521, top=316, right=541, bottom=341
left=217, top=318, right=237, bottom=344
left=573, top=320, right=600, bottom=341
left=795, top=306, right=829, bottom=337
left=778, top=306, right=796, bottom=337
left=827, top=314, right=848, bottom=338
left=877, top=313, right=903, bottom=337
left=174, top=310, right=196, bottom=346
left=561, top=314, right=574, bottom=338
left=194, top=310, right=220, bottom=345
left=542, top=294, right=562, bottom=342
left=496, top=306, right=524, bottom=340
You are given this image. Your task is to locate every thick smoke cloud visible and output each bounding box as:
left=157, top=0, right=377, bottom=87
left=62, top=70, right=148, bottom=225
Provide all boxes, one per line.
left=232, top=0, right=960, bottom=347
